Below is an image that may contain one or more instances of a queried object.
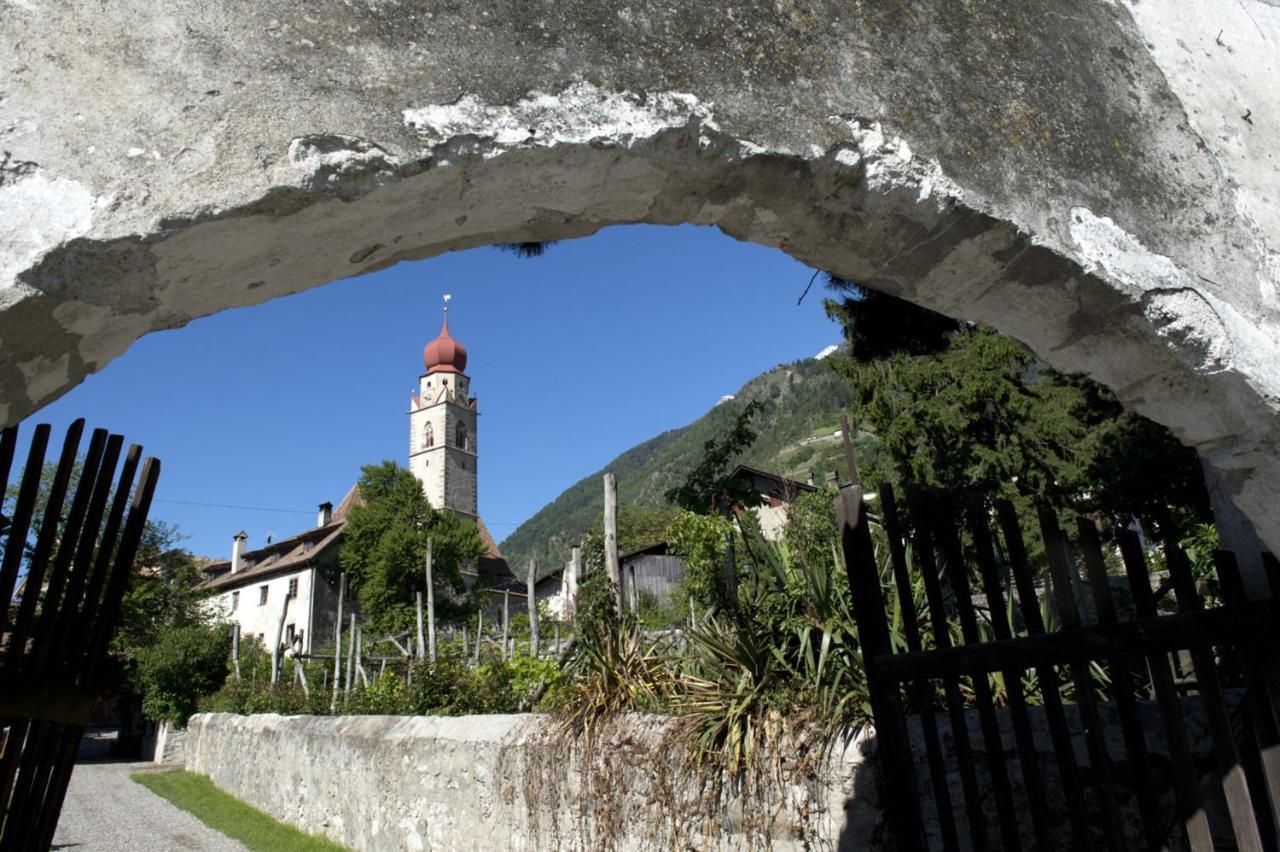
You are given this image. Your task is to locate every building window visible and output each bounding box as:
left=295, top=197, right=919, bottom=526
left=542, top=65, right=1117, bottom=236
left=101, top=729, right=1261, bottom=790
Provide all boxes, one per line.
left=423, top=422, right=434, bottom=448
left=287, top=577, right=298, bottom=599
left=230, top=590, right=239, bottom=611
left=259, top=585, right=268, bottom=606
left=456, top=421, right=468, bottom=450
left=286, top=624, right=296, bottom=646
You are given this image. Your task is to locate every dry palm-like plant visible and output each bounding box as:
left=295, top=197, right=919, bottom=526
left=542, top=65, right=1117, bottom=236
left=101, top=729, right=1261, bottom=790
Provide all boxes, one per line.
left=672, top=536, right=872, bottom=774
left=557, top=619, right=675, bottom=736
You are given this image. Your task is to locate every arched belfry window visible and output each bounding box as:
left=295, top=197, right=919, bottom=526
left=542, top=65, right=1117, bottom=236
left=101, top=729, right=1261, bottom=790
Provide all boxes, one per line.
left=456, top=421, right=468, bottom=451
left=423, top=422, right=434, bottom=448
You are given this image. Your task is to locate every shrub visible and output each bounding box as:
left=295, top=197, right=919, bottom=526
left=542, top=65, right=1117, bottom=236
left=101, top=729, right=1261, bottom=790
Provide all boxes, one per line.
left=407, top=650, right=471, bottom=714
left=344, top=671, right=410, bottom=715
left=136, top=624, right=231, bottom=725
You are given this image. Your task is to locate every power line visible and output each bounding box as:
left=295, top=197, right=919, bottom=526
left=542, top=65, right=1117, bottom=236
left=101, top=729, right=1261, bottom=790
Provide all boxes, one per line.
left=153, top=497, right=526, bottom=527
left=153, top=498, right=313, bottom=515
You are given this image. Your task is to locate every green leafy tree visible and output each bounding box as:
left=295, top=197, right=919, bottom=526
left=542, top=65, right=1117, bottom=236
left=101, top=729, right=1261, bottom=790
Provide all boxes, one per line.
left=664, top=400, right=765, bottom=514
left=664, top=511, right=734, bottom=610
left=824, top=283, right=1210, bottom=537
left=115, top=520, right=209, bottom=652
left=578, top=504, right=680, bottom=573
left=339, top=461, right=485, bottom=634
left=135, top=624, right=230, bottom=725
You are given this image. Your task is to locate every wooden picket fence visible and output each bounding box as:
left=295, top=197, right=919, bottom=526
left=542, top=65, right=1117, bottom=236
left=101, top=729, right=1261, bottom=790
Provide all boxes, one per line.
left=839, top=482, right=1280, bottom=851
left=0, top=420, right=160, bottom=848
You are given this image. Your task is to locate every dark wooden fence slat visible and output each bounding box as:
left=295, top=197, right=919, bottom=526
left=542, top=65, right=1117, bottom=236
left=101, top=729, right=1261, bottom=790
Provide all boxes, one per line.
left=47, top=434, right=125, bottom=678
left=994, top=499, right=1096, bottom=851
left=1264, top=554, right=1280, bottom=602
left=880, top=484, right=960, bottom=852
left=874, top=601, right=1277, bottom=678
left=1038, top=508, right=1127, bottom=852
left=1117, top=529, right=1215, bottom=851
left=27, top=427, right=109, bottom=675
left=1215, top=549, right=1280, bottom=850
left=965, top=493, right=1053, bottom=850
left=33, top=726, right=84, bottom=848
left=907, top=488, right=990, bottom=849
left=0, top=423, right=51, bottom=639
left=1076, top=518, right=1164, bottom=851
left=4, top=418, right=85, bottom=673
left=0, top=426, right=17, bottom=505
left=838, top=486, right=926, bottom=851
left=4, top=719, right=61, bottom=847
left=932, top=493, right=1023, bottom=851
left=1165, top=543, right=1265, bottom=852
left=83, top=455, right=160, bottom=685
left=72, top=444, right=142, bottom=687
left=0, top=423, right=161, bottom=847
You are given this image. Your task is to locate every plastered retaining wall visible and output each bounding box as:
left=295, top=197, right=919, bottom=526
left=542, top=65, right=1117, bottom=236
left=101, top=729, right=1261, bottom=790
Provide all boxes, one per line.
left=184, top=712, right=884, bottom=851
left=187, top=694, right=1239, bottom=851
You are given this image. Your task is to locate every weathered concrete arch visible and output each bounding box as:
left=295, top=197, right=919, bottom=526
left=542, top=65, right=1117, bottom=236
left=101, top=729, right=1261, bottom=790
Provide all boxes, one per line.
left=2, top=1, right=1278, bottom=559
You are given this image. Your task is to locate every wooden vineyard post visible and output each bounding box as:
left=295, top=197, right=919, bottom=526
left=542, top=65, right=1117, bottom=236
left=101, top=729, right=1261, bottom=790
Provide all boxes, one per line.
left=474, top=610, right=483, bottom=666
left=604, top=473, right=623, bottom=612
left=415, top=591, right=426, bottom=660
left=332, top=574, right=346, bottom=711
left=502, top=590, right=511, bottom=660
left=270, top=593, right=291, bottom=685
left=355, top=624, right=368, bottom=688
left=425, top=536, right=436, bottom=662
left=294, top=659, right=309, bottom=698
left=230, top=623, right=241, bottom=680
left=836, top=483, right=924, bottom=851
left=569, top=545, right=583, bottom=619
left=344, top=613, right=356, bottom=695
left=527, top=558, right=540, bottom=657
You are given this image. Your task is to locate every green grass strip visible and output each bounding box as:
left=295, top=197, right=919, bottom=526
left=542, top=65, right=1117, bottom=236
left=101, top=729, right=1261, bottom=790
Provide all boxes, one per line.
left=130, top=769, right=348, bottom=852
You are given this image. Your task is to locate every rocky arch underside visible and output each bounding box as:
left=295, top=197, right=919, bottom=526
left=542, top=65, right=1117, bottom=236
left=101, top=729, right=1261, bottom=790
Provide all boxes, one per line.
left=1, top=0, right=1277, bottom=565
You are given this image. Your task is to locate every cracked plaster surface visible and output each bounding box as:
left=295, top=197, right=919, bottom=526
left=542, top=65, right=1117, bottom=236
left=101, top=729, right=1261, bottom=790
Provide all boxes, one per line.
left=0, top=0, right=1278, bottom=566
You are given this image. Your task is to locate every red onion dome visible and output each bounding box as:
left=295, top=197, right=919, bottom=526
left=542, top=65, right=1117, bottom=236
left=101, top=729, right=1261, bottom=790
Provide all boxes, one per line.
left=424, top=312, right=468, bottom=374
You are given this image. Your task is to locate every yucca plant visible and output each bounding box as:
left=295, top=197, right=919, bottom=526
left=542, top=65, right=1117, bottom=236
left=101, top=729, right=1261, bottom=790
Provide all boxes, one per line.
left=558, top=617, right=674, bottom=735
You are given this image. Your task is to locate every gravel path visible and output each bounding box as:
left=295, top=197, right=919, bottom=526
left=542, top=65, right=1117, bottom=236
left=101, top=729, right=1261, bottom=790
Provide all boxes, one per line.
left=52, top=761, right=248, bottom=851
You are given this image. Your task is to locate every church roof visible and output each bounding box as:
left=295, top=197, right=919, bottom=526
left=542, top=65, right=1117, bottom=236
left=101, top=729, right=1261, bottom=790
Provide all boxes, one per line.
left=424, top=310, right=468, bottom=375
left=473, top=517, right=521, bottom=592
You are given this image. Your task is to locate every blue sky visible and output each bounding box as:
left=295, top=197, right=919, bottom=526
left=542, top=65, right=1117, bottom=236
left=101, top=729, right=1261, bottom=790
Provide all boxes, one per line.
left=14, top=225, right=842, bottom=559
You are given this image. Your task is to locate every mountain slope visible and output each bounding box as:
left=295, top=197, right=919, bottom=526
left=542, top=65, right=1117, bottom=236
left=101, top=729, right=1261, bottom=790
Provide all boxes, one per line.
left=499, top=353, right=869, bottom=576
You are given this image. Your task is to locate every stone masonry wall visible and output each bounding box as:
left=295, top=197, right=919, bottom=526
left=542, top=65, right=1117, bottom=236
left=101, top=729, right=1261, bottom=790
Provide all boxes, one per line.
left=186, top=693, right=1240, bottom=851
left=184, top=712, right=883, bottom=851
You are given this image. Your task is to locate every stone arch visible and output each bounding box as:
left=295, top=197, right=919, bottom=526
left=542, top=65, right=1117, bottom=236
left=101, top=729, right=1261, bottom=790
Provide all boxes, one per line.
left=1, top=1, right=1277, bottom=563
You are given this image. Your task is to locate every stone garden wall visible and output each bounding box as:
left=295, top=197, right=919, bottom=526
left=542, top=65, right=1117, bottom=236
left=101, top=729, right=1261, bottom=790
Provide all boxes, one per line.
left=185, top=712, right=883, bottom=851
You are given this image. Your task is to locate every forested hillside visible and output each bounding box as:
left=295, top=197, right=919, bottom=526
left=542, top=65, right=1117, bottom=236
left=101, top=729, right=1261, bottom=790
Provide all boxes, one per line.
left=499, top=353, right=872, bottom=577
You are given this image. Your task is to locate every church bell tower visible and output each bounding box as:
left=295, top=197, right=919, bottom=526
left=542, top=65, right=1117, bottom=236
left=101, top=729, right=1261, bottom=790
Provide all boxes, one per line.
left=408, top=297, right=478, bottom=518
